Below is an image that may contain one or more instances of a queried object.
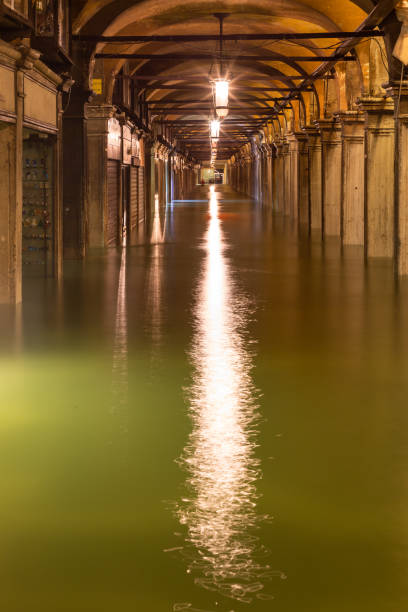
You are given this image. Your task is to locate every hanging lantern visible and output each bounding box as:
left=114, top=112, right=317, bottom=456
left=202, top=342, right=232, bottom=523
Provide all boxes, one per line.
left=214, top=80, right=229, bottom=118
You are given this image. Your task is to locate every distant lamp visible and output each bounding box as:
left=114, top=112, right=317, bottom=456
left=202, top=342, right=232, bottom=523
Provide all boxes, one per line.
left=210, top=119, right=220, bottom=139
left=214, top=80, right=229, bottom=118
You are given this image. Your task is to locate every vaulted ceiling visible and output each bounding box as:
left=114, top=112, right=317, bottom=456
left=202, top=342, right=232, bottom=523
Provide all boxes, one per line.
left=71, top=0, right=397, bottom=162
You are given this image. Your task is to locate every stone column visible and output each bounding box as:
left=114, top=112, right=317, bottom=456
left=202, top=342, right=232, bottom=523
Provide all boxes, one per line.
left=245, top=155, right=251, bottom=197
left=305, top=127, right=322, bottom=231
left=274, top=142, right=284, bottom=212
left=85, top=104, right=115, bottom=248
left=266, top=148, right=273, bottom=207
left=387, top=82, right=408, bottom=274
left=318, top=119, right=342, bottom=237
left=287, top=133, right=299, bottom=219
left=394, top=82, right=408, bottom=274
left=62, top=86, right=90, bottom=258
left=271, top=145, right=278, bottom=211
left=359, top=97, right=395, bottom=258
left=397, top=108, right=408, bottom=274
left=337, top=111, right=365, bottom=245
left=298, top=134, right=309, bottom=226
left=287, top=132, right=309, bottom=221
left=0, top=44, right=24, bottom=304
left=282, top=139, right=291, bottom=215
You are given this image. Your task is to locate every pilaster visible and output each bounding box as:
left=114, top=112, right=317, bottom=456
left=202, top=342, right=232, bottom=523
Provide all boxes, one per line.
left=281, top=139, right=290, bottom=215
left=304, top=127, right=322, bottom=230
left=62, top=86, right=91, bottom=258
left=274, top=141, right=284, bottom=212
left=358, top=96, right=395, bottom=258
left=337, top=111, right=365, bottom=245
left=317, top=118, right=342, bottom=237
left=385, top=82, right=408, bottom=275
left=85, top=103, right=116, bottom=248
left=298, top=133, right=309, bottom=226
left=287, top=132, right=309, bottom=222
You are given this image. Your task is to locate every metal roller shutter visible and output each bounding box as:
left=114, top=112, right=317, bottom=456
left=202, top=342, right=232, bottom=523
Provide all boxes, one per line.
left=130, top=166, right=138, bottom=239
left=138, top=166, right=145, bottom=225
left=107, top=160, right=119, bottom=247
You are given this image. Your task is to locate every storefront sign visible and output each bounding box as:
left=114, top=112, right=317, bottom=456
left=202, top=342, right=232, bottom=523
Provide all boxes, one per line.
left=24, top=76, right=57, bottom=129
left=0, top=66, right=15, bottom=115
left=91, top=78, right=103, bottom=95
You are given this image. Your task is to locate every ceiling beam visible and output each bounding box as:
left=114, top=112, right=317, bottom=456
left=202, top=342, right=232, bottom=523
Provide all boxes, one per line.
left=128, top=74, right=333, bottom=81
left=150, top=106, right=275, bottom=110
left=151, top=111, right=277, bottom=115
left=95, top=53, right=356, bottom=61
left=146, top=98, right=282, bottom=103
left=141, top=85, right=312, bottom=91
left=74, top=31, right=383, bottom=43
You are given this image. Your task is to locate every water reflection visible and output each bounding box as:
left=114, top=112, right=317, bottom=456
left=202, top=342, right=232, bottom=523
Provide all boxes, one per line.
left=174, top=186, right=279, bottom=607
left=146, top=194, right=166, bottom=357
left=151, top=193, right=166, bottom=245
left=110, top=247, right=128, bottom=448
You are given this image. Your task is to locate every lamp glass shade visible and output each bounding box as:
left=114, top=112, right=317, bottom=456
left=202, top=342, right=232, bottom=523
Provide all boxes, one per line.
left=215, top=80, right=229, bottom=118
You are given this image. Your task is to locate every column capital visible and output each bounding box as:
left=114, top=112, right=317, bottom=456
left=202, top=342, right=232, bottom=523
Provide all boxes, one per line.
left=85, top=103, right=116, bottom=120
left=286, top=130, right=308, bottom=141
left=314, top=117, right=340, bottom=130
left=357, top=96, right=394, bottom=114
left=315, top=119, right=341, bottom=145
left=302, top=125, right=320, bottom=136
left=334, top=110, right=365, bottom=124
left=336, top=111, right=365, bottom=141
left=383, top=80, right=408, bottom=99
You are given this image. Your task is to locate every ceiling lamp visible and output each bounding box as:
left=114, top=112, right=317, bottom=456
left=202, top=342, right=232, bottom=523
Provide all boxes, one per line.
left=214, top=80, right=229, bottom=118
left=211, top=13, right=230, bottom=119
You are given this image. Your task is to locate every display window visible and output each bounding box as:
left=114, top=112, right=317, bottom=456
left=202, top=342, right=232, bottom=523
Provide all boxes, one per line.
left=22, top=129, right=55, bottom=276
left=3, top=0, right=28, bottom=18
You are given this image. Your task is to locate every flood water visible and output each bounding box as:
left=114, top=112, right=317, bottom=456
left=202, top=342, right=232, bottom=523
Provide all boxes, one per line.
left=1, top=184, right=408, bottom=611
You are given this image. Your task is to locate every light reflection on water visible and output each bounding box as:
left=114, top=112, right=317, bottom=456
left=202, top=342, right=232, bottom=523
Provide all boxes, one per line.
left=146, top=194, right=166, bottom=359
left=174, top=187, right=281, bottom=608
left=110, top=247, right=129, bottom=453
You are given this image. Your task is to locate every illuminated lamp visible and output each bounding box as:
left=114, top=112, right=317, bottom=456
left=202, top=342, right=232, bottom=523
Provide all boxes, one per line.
left=210, top=119, right=220, bottom=139
left=214, top=80, right=229, bottom=118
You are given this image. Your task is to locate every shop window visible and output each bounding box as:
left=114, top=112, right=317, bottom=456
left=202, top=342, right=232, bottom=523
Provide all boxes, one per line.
left=22, top=130, right=55, bottom=277
left=32, top=0, right=70, bottom=59
left=3, top=0, right=28, bottom=18
left=34, top=0, right=54, bottom=36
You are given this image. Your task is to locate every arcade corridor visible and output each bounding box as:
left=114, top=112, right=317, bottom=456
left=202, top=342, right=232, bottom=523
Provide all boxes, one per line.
left=2, top=1, right=408, bottom=610
left=1, top=186, right=408, bottom=611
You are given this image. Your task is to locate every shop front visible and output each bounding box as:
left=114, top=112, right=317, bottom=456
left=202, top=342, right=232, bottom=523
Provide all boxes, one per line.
left=0, top=40, right=61, bottom=303
left=128, top=129, right=145, bottom=245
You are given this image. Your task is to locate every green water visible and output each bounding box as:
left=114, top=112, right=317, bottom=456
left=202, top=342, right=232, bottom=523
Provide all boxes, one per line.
left=1, top=185, right=408, bottom=611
